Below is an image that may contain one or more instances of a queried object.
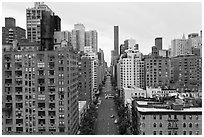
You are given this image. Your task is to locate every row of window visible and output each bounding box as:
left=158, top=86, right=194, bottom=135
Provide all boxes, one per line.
left=142, top=130, right=200, bottom=135
left=141, top=114, right=199, bottom=120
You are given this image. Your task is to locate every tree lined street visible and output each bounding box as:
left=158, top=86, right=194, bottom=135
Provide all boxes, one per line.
left=95, top=76, right=119, bottom=135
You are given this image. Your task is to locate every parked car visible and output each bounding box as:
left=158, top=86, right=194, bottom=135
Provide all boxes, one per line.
left=110, top=115, right=114, bottom=118
left=114, top=119, right=118, bottom=124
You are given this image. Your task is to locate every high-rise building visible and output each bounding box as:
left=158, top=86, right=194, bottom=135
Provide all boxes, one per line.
left=71, top=24, right=85, bottom=51
left=40, top=11, right=55, bottom=51
left=54, top=31, right=72, bottom=44
left=170, top=34, right=191, bottom=57
left=85, top=30, right=98, bottom=53
left=117, top=49, right=144, bottom=89
left=78, top=56, right=92, bottom=106
left=2, top=17, right=26, bottom=44
left=114, top=26, right=119, bottom=56
left=53, top=15, right=61, bottom=32
left=5, top=17, right=16, bottom=28
left=144, top=56, right=170, bottom=88
left=155, top=37, right=162, bottom=50
left=170, top=54, right=202, bottom=92
left=2, top=45, right=79, bottom=134
left=26, top=2, right=54, bottom=43
left=187, top=32, right=202, bottom=57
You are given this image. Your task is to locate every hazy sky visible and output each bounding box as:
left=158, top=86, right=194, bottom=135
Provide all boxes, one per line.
left=2, top=2, right=202, bottom=65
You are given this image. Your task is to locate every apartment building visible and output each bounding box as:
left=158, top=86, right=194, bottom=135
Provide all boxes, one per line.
left=78, top=55, right=92, bottom=106
left=132, top=99, right=202, bottom=135
left=118, top=49, right=144, bottom=89
left=2, top=17, right=26, bottom=44
left=170, top=54, right=202, bottom=92
left=2, top=45, right=79, bottom=135
left=144, top=56, right=170, bottom=88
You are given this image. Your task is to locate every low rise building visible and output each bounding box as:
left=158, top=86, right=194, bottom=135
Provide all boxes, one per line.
left=131, top=99, right=202, bottom=135
left=78, top=101, right=87, bottom=126
left=123, top=87, right=146, bottom=106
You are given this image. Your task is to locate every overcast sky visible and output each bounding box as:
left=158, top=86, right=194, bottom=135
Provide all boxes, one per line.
left=2, top=2, right=202, bottom=65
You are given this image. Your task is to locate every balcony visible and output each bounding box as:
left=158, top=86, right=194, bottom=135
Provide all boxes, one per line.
left=48, top=111, right=56, bottom=118
left=5, top=71, right=12, bottom=78
left=15, top=62, right=22, bottom=70
left=15, top=87, right=23, bottom=94
left=5, top=79, right=12, bottom=86
left=16, top=103, right=23, bottom=110
left=38, top=111, right=46, bottom=118
left=4, top=55, right=12, bottom=62
left=15, top=112, right=23, bottom=119
left=168, top=125, right=179, bottom=129
left=16, top=119, right=23, bottom=127
left=6, top=95, right=12, bottom=102
left=15, top=71, right=22, bottom=78
left=15, top=79, right=22, bottom=86
left=167, top=118, right=178, bottom=122
left=38, top=103, right=45, bottom=110
left=38, top=79, right=45, bottom=86
left=6, top=119, right=13, bottom=125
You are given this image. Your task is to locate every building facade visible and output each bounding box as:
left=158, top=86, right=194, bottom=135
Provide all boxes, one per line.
left=132, top=100, right=202, bottom=135
left=114, top=26, right=119, bottom=56
left=78, top=55, right=92, bottom=106
left=2, top=46, right=79, bottom=135
left=170, top=35, right=191, bottom=57
left=144, top=56, right=170, bottom=88
left=26, top=2, right=54, bottom=43
left=71, top=24, right=85, bottom=51
left=85, top=30, right=98, bottom=53
left=118, top=49, right=144, bottom=89
left=2, top=17, right=26, bottom=44
left=54, top=31, right=72, bottom=45
left=170, top=54, right=202, bottom=92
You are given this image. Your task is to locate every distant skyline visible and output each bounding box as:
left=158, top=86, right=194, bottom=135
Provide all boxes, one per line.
left=2, top=2, right=202, bottom=65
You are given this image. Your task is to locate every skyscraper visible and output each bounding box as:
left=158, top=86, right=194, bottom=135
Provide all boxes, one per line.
left=170, top=34, right=191, bottom=57
left=71, top=23, right=85, bottom=51
left=2, top=17, right=26, bottom=44
left=155, top=37, right=162, bottom=50
left=85, top=30, right=98, bottom=53
left=114, top=26, right=119, bottom=56
left=26, top=2, right=54, bottom=43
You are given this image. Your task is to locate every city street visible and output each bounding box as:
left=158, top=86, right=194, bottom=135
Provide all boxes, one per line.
left=95, top=76, right=119, bottom=135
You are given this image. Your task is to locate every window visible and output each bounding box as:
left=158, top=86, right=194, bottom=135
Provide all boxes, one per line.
left=159, top=131, right=162, bottom=135
left=153, top=115, right=156, bottom=120
left=183, top=131, right=186, bottom=135
left=142, top=132, right=145, bottom=135
left=153, top=131, right=156, bottom=135
left=189, top=131, right=192, bottom=135
left=183, top=115, right=186, bottom=120
left=168, top=131, right=171, bottom=135
left=153, top=123, right=156, bottom=127
left=37, top=62, right=45, bottom=68
left=195, top=123, right=199, bottom=128
left=159, top=123, right=162, bottom=127
left=159, top=115, right=162, bottom=120
left=189, top=123, right=192, bottom=128
left=183, top=123, right=186, bottom=127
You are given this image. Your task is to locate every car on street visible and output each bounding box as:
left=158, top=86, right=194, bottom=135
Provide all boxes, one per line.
left=114, top=119, right=118, bottom=124
left=110, top=115, right=114, bottom=118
